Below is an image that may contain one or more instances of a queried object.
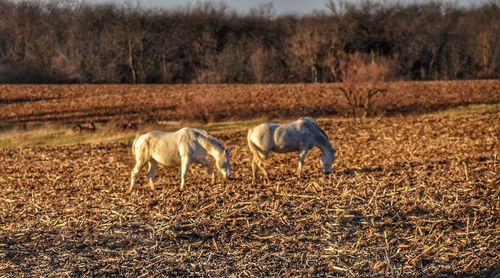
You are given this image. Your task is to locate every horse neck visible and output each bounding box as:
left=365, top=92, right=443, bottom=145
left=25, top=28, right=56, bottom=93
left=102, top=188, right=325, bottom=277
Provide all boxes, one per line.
left=208, top=144, right=224, bottom=160
left=316, top=136, right=334, bottom=158
left=198, top=135, right=224, bottom=159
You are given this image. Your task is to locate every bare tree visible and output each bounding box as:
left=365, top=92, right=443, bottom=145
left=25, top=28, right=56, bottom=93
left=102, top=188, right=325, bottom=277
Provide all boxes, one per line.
left=119, top=2, right=148, bottom=83
left=288, top=21, right=327, bottom=83
left=0, top=0, right=498, bottom=83
left=337, top=52, right=391, bottom=118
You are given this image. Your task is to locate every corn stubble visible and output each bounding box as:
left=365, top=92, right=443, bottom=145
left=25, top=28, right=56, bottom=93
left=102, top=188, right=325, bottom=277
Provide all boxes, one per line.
left=0, top=112, right=498, bottom=276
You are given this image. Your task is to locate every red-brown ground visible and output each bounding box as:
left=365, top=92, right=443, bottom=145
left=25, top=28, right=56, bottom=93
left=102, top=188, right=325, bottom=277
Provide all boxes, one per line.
left=1, top=81, right=499, bottom=125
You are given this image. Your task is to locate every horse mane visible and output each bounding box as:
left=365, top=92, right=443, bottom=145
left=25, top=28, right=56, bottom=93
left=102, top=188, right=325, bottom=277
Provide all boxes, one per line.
left=193, top=128, right=225, bottom=152
left=315, top=124, right=329, bottom=142
left=305, top=119, right=331, bottom=147
left=299, top=116, right=316, bottom=123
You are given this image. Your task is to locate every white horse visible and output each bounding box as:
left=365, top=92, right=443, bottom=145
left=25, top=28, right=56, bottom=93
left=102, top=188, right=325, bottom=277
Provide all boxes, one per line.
left=247, top=117, right=336, bottom=183
left=129, top=127, right=231, bottom=192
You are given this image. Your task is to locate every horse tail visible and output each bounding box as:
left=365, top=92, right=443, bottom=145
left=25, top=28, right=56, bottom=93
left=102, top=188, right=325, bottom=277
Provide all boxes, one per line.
left=247, top=128, right=267, bottom=163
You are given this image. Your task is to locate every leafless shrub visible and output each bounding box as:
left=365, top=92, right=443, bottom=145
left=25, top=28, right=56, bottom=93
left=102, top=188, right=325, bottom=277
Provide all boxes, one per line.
left=72, top=122, right=96, bottom=133
left=337, top=52, right=392, bottom=118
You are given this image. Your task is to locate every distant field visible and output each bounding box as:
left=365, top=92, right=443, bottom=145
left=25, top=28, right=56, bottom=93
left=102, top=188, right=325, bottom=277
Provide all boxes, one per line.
left=0, top=80, right=499, bottom=125
left=0, top=112, right=498, bottom=276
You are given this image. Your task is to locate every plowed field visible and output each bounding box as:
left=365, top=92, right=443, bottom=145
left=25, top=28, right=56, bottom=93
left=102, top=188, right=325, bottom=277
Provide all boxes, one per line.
left=1, top=80, right=499, bottom=124
left=1, top=113, right=498, bottom=276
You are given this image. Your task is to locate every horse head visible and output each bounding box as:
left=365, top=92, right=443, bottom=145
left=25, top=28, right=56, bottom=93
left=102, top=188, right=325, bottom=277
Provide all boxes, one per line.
left=320, top=144, right=336, bottom=175
left=216, top=147, right=232, bottom=179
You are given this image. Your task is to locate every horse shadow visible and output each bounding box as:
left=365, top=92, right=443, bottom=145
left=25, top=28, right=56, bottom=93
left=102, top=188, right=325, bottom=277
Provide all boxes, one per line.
left=409, top=263, right=499, bottom=278
left=343, top=166, right=383, bottom=176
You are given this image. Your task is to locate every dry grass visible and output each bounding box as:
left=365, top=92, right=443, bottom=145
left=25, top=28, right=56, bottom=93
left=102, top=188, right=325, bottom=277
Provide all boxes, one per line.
left=0, top=119, right=264, bottom=148
left=0, top=126, right=130, bottom=148
left=0, top=112, right=498, bottom=276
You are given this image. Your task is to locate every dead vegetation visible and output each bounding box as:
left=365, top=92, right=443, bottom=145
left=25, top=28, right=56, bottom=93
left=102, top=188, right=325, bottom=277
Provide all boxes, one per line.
left=337, top=52, right=391, bottom=118
left=0, top=80, right=499, bottom=125
left=0, top=112, right=498, bottom=276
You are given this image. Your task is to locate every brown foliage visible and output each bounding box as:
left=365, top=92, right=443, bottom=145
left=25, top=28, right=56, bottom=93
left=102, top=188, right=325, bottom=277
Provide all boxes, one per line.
left=72, top=123, right=96, bottom=133
left=0, top=0, right=499, bottom=83
left=337, top=52, right=392, bottom=118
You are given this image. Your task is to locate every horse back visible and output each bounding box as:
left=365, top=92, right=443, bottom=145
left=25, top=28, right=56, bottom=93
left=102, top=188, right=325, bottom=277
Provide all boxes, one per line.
left=135, top=131, right=182, bottom=166
left=248, top=123, right=278, bottom=156
left=274, top=118, right=328, bottom=152
left=272, top=122, right=307, bottom=152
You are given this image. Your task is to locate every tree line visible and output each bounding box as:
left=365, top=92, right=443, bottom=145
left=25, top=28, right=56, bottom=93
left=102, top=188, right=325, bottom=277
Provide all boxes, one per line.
left=0, top=0, right=498, bottom=83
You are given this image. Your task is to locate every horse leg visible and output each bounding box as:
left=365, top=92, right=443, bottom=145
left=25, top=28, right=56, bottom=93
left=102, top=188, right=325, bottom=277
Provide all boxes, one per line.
left=180, top=157, right=191, bottom=191
left=297, top=149, right=309, bottom=178
left=251, top=157, right=257, bottom=184
left=199, top=158, right=215, bottom=185
left=147, top=161, right=157, bottom=191
left=255, top=159, right=270, bottom=184
left=129, top=160, right=144, bottom=193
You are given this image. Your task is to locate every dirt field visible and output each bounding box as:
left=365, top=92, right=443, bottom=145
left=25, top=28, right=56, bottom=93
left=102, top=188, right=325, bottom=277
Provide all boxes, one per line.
left=0, top=112, right=498, bottom=276
left=1, top=80, right=499, bottom=125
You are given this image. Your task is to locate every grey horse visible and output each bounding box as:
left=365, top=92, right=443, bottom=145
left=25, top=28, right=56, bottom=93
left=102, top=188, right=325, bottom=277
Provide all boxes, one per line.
left=247, top=117, right=335, bottom=183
